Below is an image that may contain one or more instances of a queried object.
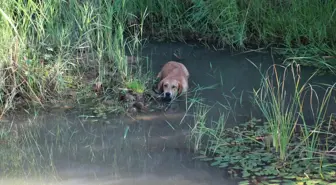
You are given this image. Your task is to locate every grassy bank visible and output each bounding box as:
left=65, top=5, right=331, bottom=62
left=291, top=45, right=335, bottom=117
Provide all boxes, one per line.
left=132, top=0, right=336, bottom=71
left=0, top=0, right=335, bottom=116
left=0, top=0, right=152, bottom=117
left=191, top=63, right=336, bottom=184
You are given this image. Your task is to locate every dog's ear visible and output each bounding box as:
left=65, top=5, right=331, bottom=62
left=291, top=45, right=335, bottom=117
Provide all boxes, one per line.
left=178, top=82, right=183, bottom=95
left=157, top=80, right=164, bottom=93
left=156, top=71, right=162, bottom=79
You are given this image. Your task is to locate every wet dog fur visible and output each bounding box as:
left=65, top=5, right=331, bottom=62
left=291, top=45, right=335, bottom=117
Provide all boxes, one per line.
left=155, top=61, right=189, bottom=101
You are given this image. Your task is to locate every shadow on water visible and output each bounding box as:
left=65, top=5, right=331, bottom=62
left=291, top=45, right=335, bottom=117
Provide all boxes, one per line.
left=1, top=41, right=336, bottom=185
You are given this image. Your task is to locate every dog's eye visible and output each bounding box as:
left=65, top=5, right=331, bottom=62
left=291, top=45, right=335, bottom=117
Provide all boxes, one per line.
left=172, top=85, right=176, bottom=89
left=164, top=84, right=168, bottom=87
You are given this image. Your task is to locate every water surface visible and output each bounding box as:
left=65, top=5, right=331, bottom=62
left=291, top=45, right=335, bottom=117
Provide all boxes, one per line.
left=1, top=41, right=335, bottom=185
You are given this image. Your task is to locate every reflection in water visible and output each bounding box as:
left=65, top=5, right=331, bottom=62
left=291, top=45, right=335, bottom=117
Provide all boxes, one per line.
left=0, top=110, right=236, bottom=185
left=1, top=175, right=223, bottom=185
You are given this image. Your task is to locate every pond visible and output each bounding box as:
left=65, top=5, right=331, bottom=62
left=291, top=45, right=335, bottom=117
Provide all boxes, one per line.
left=1, top=41, right=335, bottom=185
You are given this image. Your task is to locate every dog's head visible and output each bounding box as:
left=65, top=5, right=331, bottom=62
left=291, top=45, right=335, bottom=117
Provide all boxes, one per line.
left=158, top=78, right=182, bottom=100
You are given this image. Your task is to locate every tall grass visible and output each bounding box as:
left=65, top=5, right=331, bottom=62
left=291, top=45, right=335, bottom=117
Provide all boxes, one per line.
left=252, top=63, right=335, bottom=161
left=1, top=0, right=335, bottom=116
left=0, top=0, right=151, bottom=116
left=190, top=63, right=335, bottom=180
left=252, top=63, right=306, bottom=161
left=298, top=83, right=335, bottom=160
left=190, top=97, right=234, bottom=153
left=0, top=1, right=69, bottom=116
left=129, top=0, right=336, bottom=69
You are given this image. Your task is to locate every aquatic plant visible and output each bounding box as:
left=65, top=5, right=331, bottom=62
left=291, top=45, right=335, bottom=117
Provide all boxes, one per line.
left=252, top=63, right=335, bottom=162
left=191, top=63, right=336, bottom=183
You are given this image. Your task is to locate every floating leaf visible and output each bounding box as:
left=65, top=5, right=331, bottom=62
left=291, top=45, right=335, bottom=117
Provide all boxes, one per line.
left=200, top=158, right=213, bottom=162
left=213, top=156, right=223, bottom=160
left=242, top=170, right=250, bottom=178
left=281, top=179, right=296, bottom=185
left=269, top=179, right=282, bottom=183
left=194, top=117, right=336, bottom=181
left=238, top=180, right=249, bottom=185
left=210, top=160, right=222, bottom=166
left=219, top=162, right=229, bottom=168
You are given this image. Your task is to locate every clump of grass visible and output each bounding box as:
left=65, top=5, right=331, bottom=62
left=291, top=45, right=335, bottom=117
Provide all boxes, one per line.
left=0, top=2, right=71, bottom=117
left=190, top=102, right=212, bottom=151
left=252, top=62, right=335, bottom=162
left=190, top=90, right=235, bottom=153
left=191, top=63, right=336, bottom=182
left=276, top=45, right=336, bottom=74
left=126, top=80, right=145, bottom=94
left=0, top=0, right=153, bottom=116
left=251, top=63, right=305, bottom=161
left=127, top=0, right=336, bottom=71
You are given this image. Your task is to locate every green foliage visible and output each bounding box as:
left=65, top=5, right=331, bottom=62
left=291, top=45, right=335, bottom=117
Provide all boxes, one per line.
left=129, top=0, right=336, bottom=71
left=195, top=119, right=336, bottom=183
left=252, top=63, right=335, bottom=161
left=192, top=64, right=336, bottom=184
left=1, top=0, right=336, bottom=116
left=0, top=0, right=151, bottom=116
left=126, top=80, right=145, bottom=94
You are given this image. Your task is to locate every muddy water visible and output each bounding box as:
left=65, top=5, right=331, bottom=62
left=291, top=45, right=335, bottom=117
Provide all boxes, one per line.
left=1, top=41, right=335, bottom=185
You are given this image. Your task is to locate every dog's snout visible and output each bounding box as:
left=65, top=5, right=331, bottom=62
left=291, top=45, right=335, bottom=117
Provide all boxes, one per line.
left=165, top=92, right=171, bottom=97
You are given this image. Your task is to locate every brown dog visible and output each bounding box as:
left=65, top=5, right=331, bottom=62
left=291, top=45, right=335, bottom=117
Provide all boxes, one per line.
left=156, top=61, right=189, bottom=100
